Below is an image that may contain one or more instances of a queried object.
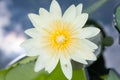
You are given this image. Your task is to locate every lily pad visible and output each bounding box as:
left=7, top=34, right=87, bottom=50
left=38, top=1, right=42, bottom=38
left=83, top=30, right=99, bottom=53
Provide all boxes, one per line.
left=6, top=62, right=48, bottom=80
left=5, top=61, right=87, bottom=80
left=115, top=6, right=120, bottom=32
left=102, top=36, right=114, bottom=46
left=0, top=70, right=8, bottom=80
left=105, top=70, right=120, bottom=80
left=84, top=0, right=107, bottom=14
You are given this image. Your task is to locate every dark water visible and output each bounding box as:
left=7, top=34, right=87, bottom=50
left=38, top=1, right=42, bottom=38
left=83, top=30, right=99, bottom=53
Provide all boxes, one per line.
left=0, top=0, right=120, bottom=79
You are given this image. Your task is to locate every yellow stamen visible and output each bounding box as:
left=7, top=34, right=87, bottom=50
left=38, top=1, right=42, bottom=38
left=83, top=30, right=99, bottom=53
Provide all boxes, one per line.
left=56, top=35, right=65, bottom=43
left=49, top=20, right=72, bottom=51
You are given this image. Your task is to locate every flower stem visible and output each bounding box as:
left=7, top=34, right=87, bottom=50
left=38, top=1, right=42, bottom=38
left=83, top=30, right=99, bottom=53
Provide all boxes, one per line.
left=72, top=68, right=87, bottom=80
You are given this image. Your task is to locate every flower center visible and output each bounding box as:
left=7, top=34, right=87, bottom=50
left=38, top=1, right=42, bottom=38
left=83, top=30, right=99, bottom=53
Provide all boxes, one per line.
left=48, top=20, right=73, bottom=51
left=56, top=35, right=66, bottom=43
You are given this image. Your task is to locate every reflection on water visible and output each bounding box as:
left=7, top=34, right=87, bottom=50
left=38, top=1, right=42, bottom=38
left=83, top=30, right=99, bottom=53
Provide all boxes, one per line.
left=0, top=0, right=26, bottom=69
left=90, top=0, right=120, bottom=75
left=1, top=32, right=25, bottom=54
left=0, top=1, right=11, bottom=28
left=0, top=0, right=120, bottom=77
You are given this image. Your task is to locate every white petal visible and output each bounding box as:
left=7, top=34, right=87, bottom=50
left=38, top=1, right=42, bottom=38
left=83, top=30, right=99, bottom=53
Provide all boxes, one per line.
left=50, top=0, right=62, bottom=18
left=28, top=13, right=50, bottom=28
left=71, top=41, right=97, bottom=60
left=25, top=28, right=40, bottom=38
left=39, top=8, right=49, bottom=16
left=73, top=13, right=88, bottom=29
left=75, top=50, right=97, bottom=60
left=79, top=27, right=100, bottom=39
left=34, top=53, right=51, bottom=72
left=77, top=49, right=96, bottom=61
left=20, top=39, right=41, bottom=56
left=82, top=39, right=98, bottom=49
left=78, top=39, right=95, bottom=52
left=76, top=3, right=83, bottom=15
left=28, top=13, right=41, bottom=28
left=45, top=56, right=59, bottom=73
left=60, top=56, right=72, bottom=80
left=34, top=56, right=44, bottom=72
left=71, top=53, right=87, bottom=64
left=63, top=5, right=76, bottom=22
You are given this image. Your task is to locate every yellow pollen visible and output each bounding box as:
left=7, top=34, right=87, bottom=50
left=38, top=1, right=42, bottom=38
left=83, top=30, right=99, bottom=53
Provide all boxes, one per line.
left=48, top=20, right=73, bottom=51
left=56, top=35, right=65, bottom=43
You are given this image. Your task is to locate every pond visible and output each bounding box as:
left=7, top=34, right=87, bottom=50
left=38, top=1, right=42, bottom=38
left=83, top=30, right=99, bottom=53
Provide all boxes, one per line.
left=0, top=0, right=120, bottom=80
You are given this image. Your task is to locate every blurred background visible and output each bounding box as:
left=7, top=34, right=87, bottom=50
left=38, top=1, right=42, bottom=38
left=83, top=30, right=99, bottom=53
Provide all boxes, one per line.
left=0, top=0, right=120, bottom=80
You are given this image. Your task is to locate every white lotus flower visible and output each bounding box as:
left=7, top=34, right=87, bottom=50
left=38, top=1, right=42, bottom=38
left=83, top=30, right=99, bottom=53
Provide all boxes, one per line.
left=21, top=0, right=100, bottom=79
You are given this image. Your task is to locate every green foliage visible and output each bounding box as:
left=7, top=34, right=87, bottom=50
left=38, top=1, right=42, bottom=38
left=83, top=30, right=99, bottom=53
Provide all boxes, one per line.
left=84, top=0, right=107, bottom=14
left=18, top=57, right=37, bottom=64
left=72, top=69, right=87, bottom=80
left=0, top=70, right=8, bottom=80
left=102, top=36, right=114, bottom=46
left=104, top=70, right=120, bottom=80
left=6, top=62, right=47, bottom=80
left=12, top=56, right=37, bottom=67
left=115, top=6, right=120, bottom=32
left=0, top=61, right=87, bottom=80
left=46, top=62, right=67, bottom=80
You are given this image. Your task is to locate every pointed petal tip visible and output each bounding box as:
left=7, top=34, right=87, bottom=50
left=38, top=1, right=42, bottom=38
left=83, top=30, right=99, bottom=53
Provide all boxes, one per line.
left=63, top=4, right=76, bottom=22
left=28, top=13, right=34, bottom=19
left=24, top=28, right=37, bottom=37
left=50, top=0, right=59, bottom=9
left=80, top=27, right=100, bottom=39
left=45, top=58, right=59, bottom=74
left=50, top=0, right=62, bottom=18
left=80, top=60, right=88, bottom=65
left=68, top=77, right=72, bottom=80
left=84, top=13, right=89, bottom=18
left=85, top=55, right=97, bottom=61
left=90, top=55, right=97, bottom=61
left=96, top=28, right=100, bottom=33
left=71, top=54, right=88, bottom=65
left=78, top=3, right=83, bottom=6
left=34, top=63, right=44, bottom=72
left=60, top=57, right=72, bottom=80
left=34, top=65, right=41, bottom=72
left=51, top=0, right=58, bottom=6
left=45, top=68, right=49, bottom=73
left=46, top=69, right=51, bottom=73
left=79, top=60, right=88, bottom=65
left=28, top=13, right=40, bottom=19
left=91, top=27, right=101, bottom=36
left=71, top=4, right=76, bottom=8
left=94, top=56, right=97, bottom=61
left=28, top=13, right=32, bottom=17
left=20, top=41, right=26, bottom=48
left=78, top=3, right=83, bottom=8
left=83, top=61, right=88, bottom=65
left=76, top=3, right=83, bottom=13
left=39, top=8, right=44, bottom=14
left=28, top=13, right=39, bottom=23
left=24, top=29, right=29, bottom=35
left=34, top=68, right=39, bottom=72
left=87, top=53, right=97, bottom=61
